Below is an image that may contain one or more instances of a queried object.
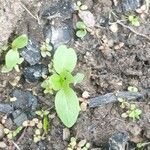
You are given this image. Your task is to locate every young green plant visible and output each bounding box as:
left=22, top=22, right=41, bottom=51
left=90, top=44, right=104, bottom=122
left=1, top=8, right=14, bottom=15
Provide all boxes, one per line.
left=75, top=1, right=88, bottom=11
left=40, top=38, right=52, bottom=57
left=128, top=15, right=140, bottom=26
left=41, top=45, right=84, bottom=128
left=118, top=98, right=142, bottom=121
left=76, top=21, right=87, bottom=38
left=2, top=34, right=28, bottom=72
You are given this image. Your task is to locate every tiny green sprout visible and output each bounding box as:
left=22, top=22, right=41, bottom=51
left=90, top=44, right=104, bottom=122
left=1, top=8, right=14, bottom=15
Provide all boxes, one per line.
left=119, top=99, right=142, bottom=121
left=40, top=38, right=52, bottom=57
left=128, top=15, right=140, bottom=27
left=67, top=137, right=90, bottom=150
left=128, top=86, right=138, bottom=92
left=4, top=126, right=23, bottom=139
left=137, top=142, right=150, bottom=149
left=36, top=110, right=50, bottom=134
left=76, top=21, right=87, bottom=38
left=76, top=1, right=88, bottom=11
left=2, top=34, right=28, bottom=73
left=41, top=45, right=84, bottom=128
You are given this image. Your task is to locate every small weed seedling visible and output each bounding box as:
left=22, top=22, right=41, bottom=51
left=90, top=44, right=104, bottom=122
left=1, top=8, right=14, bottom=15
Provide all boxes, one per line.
left=67, top=137, right=90, bottom=150
left=76, top=21, right=87, bottom=38
left=75, top=1, right=88, bottom=11
left=40, top=38, right=52, bottom=57
left=41, top=45, right=84, bottom=128
left=118, top=98, right=142, bottom=121
left=137, top=142, right=150, bottom=150
left=2, top=34, right=28, bottom=72
left=4, top=126, right=23, bottom=140
left=128, top=15, right=140, bottom=26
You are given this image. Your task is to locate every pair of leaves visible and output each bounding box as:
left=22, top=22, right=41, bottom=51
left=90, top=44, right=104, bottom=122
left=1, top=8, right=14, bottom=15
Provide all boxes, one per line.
left=128, top=15, right=140, bottom=27
left=76, top=21, right=87, bottom=38
left=4, top=34, right=28, bottom=72
left=43, top=45, right=84, bottom=127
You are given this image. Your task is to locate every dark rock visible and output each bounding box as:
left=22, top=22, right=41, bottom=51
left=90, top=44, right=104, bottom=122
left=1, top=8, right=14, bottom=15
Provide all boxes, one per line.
left=116, top=0, right=142, bottom=12
left=98, top=15, right=109, bottom=27
left=11, top=89, right=38, bottom=111
left=41, top=0, right=74, bottom=20
left=109, top=132, right=129, bottom=150
left=12, top=110, right=28, bottom=126
left=37, top=141, right=48, bottom=150
left=20, top=39, right=41, bottom=65
left=89, top=91, right=144, bottom=108
left=43, top=19, right=73, bottom=49
left=23, top=64, right=48, bottom=82
left=0, top=103, right=13, bottom=114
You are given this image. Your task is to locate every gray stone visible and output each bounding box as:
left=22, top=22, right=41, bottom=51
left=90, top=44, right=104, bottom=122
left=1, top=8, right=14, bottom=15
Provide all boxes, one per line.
left=43, top=19, right=73, bottom=49
left=12, top=109, right=28, bottom=126
left=109, top=132, right=129, bottom=150
left=89, top=91, right=144, bottom=108
left=20, top=39, right=41, bottom=65
left=11, top=89, right=38, bottom=111
left=23, top=64, right=48, bottom=82
left=0, top=103, right=13, bottom=114
left=116, top=0, right=142, bottom=12
left=41, top=0, right=74, bottom=20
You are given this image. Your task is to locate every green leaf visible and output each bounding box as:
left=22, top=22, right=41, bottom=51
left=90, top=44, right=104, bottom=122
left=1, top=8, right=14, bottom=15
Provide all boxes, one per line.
left=73, top=73, right=84, bottom=85
left=128, top=15, right=134, bottom=22
left=76, top=21, right=87, bottom=29
left=49, top=74, right=62, bottom=91
left=53, top=45, right=77, bottom=74
left=12, top=34, right=28, bottom=49
left=5, top=49, right=20, bottom=69
left=55, top=88, right=80, bottom=128
left=76, top=30, right=87, bottom=38
left=43, top=115, right=49, bottom=134
left=60, top=71, right=74, bottom=87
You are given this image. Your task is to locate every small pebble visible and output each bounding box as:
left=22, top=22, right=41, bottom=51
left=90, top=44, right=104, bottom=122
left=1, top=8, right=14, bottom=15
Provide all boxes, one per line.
left=0, top=142, right=7, bottom=148
left=63, top=128, right=70, bottom=141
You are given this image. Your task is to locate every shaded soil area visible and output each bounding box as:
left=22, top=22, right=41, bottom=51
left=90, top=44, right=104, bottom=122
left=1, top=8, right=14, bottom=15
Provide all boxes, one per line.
left=0, top=0, right=150, bottom=149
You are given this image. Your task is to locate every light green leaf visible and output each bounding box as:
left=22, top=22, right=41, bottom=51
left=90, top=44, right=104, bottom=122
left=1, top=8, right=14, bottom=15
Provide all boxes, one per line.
left=53, top=45, right=77, bottom=74
left=43, top=115, right=49, bottom=134
left=76, top=21, right=87, bottom=29
left=5, top=49, right=20, bottom=69
left=49, top=74, right=62, bottom=91
left=12, top=34, right=28, bottom=49
left=73, top=73, right=84, bottom=85
left=76, top=30, right=87, bottom=38
left=55, top=88, right=80, bottom=128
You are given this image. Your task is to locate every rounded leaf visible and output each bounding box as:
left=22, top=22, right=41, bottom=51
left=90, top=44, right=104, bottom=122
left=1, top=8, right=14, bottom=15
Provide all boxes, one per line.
left=55, top=88, right=80, bottom=128
left=76, top=30, right=87, bottom=38
left=5, top=49, right=20, bottom=69
left=12, top=34, right=28, bottom=49
left=76, top=21, right=86, bottom=29
left=53, top=45, right=77, bottom=74
left=73, top=73, right=84, bottom=85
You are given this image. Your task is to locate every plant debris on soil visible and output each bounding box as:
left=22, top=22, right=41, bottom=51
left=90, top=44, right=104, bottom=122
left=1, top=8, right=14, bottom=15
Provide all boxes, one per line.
left=0, top=0, right=150, bottom=149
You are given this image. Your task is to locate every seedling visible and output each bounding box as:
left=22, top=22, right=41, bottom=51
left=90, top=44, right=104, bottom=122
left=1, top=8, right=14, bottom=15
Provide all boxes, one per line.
left=128, top=86, right=138, bottom=92
left=40, top=38, right=52, bottom=57
left=75, top=1, right=88, bottom=11
left=67, top=137, right=90, bottom=150
left=118, top=98, right=142, bottom=121
left=36, top=110, right=49, bottom=134
left=2, top=34, right=28, bottom=72
left=4, top=126, right=23, bottom=139
left=41, top=45, right=84, bottom=128
left=128, top=15, right=140, bottom=26
left=76, top=21, right=87, bottom=38
left=137, top=142, right=150, bottom=150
